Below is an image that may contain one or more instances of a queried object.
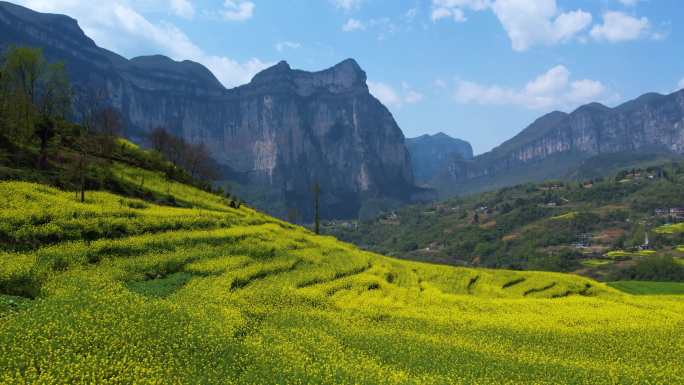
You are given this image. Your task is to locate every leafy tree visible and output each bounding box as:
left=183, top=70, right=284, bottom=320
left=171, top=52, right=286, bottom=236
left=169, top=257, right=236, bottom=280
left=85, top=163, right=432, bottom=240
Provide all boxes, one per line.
left=0, top=47, right=71, bottom=168
left=0, top=46, right=44, bottom=144
left=613, top=256, right=684, bottom=281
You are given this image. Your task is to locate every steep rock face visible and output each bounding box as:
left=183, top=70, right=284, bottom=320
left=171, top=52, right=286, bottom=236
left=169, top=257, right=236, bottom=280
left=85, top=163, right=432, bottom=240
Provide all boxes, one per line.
left=438, top=91, right=684, bottom=196
left=219, top=60, right=417, bottom=219
left=405, top=132, right=473, bottom=183
left=0, top=1, right=418, bottom=219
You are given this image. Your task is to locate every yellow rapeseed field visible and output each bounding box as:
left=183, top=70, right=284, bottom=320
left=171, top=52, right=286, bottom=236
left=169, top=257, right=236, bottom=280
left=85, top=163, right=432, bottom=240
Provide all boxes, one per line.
left=1, top=178, right=683, bottom=384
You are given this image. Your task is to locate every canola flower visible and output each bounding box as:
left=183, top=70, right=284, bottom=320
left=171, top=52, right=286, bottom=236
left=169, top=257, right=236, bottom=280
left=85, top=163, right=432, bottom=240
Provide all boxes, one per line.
left=0, top=180, right=683, bottom=384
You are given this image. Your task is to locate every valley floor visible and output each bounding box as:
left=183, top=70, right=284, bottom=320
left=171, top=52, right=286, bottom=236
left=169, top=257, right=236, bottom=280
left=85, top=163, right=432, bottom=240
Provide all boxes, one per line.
left=1, top=180, right=683, bottom=384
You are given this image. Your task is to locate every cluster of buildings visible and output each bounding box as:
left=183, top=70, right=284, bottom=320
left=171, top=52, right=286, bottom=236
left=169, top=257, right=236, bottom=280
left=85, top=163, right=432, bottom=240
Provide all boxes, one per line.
left=654, top=208, right=684, bottom=222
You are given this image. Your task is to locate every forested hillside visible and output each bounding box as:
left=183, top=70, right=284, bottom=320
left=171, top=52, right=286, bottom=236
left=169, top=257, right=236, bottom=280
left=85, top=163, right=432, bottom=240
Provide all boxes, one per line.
left=326, top=165, right=684, bottom=281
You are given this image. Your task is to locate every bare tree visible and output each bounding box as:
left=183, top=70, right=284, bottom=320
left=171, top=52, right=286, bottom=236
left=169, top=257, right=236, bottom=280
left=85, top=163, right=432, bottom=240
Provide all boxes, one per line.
left=150, top=127, right=171, bottom=153
left=93, top=106, right=122, bottom=159
left=186, top=142, right=218, bottom=181
left=287, top=208, right=299, bottom=224
left=312, top=182, right=321, bottom=235
left=149, top=128, right=218, bottom=182
left=71, top=87, right=109, bottom=203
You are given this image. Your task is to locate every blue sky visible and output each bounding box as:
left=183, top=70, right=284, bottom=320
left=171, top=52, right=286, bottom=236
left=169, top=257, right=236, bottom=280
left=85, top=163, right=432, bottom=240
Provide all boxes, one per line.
left=13, top=0, right=684, bottom=154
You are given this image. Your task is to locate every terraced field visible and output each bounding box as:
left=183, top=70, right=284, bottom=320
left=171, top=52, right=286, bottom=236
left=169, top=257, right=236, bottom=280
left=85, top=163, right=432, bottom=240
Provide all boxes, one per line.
left=1, top=179, right=684, bottom=384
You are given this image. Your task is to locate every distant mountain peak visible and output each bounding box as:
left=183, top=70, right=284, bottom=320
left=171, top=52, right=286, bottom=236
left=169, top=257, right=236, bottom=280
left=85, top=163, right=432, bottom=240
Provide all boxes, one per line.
left=406, top=132, right=473, bottom=183
left=332, top=58, right=362, bottom=73
left=250, top=58, right=367, bottom=94
left=0, top=1, right=94, bottom=46
left=128, top=55, right=223, bottom=90
left=573, top=102, right=610, bottom=114
left=249, top=60, right=292, bottom=84
left=267, top=60, right=293, bottom=73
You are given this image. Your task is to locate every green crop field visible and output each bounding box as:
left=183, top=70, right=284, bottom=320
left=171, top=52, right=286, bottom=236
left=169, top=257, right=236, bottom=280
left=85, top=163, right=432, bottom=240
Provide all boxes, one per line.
left=1, top=179, right=684, bottom=384
left=608, top=281, right=684, bottom=295
left=605, top=250, right=657, bottom=259
left=580, top=258, right=614, bottom=267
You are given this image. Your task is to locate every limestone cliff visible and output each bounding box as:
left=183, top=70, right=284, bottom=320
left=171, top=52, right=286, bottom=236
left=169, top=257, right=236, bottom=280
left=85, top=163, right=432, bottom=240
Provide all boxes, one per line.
left=0, top=1, right=421, bottom=219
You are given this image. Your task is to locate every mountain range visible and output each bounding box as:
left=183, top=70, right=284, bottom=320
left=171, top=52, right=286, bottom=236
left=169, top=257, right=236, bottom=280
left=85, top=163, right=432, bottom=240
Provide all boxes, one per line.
left=432, top=91, right=684, bottom=197
left=3, top=1, right=684, bottom=217
left=0, top=1, right=426, bottom=220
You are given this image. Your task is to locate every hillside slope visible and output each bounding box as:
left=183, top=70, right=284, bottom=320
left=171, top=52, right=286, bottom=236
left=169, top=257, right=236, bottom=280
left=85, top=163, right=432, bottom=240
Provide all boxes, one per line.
left=326, top=162, right=684, bottom=279
left=1, top=172, right=684, bottom=383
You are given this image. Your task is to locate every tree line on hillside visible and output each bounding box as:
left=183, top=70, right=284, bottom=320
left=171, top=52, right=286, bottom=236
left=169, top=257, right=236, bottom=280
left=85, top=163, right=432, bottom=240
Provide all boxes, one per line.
left=0, top=46, right=224, bottom=204
left=149, top=127, right=218, bottom=182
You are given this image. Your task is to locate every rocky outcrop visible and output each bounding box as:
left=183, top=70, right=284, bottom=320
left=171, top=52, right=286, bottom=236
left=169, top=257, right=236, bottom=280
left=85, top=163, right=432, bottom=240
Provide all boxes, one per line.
left=437, top=91, right=684, bottom=196
left=405, top=132, right=473, bottom=183
left=0, top=1, right=421, bottom=219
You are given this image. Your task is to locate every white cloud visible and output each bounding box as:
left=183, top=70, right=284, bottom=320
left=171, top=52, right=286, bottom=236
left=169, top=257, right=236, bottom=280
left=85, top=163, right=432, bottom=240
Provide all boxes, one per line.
left=170, top=0, right=194, bottom=18
left=341, top=17, right=399, bottom=40
left=567, top=79, right=607, bottom=104
left=401, top=82, right=424, bottom=104
left=202, top=56, right=271, bottom=87
left=275, top=41, right=301, bottom=52
left=332, top=0, right=362, bottom=11
left=430, top=0, right=592, bottom=51
left=221, top=0, right=254, bottom=21
left=677, top=78, right=684, bottom=91
left=491, top=0, right=592, bottom=51
left=342, top=18, right=365, bottom=32
left=404, top=90, right=424, bottom=104
left=455, top=65, right=613, bottom=110
left=524, top=65, right=569, bottom=96
left=14, top=0, right=269, bottom=88
left=432, top=7, right=465, bottom=22
left=590, top=11, right=650, bottom=42
left=368, top=81, right=402, bottom=107
left=431, top=0, right=489, bottom=23
left=368, top=81, right=424, bottom=108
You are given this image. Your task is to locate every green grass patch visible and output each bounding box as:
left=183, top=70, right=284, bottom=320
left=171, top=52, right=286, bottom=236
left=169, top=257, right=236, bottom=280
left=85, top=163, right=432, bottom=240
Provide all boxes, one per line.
left=125, top=272, right=195, bottom=298
left=551, top=211, right=577, bottom=220
left=581, top=258, right=613, bottom=267
left=608, top=281, right=684, bottom=295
